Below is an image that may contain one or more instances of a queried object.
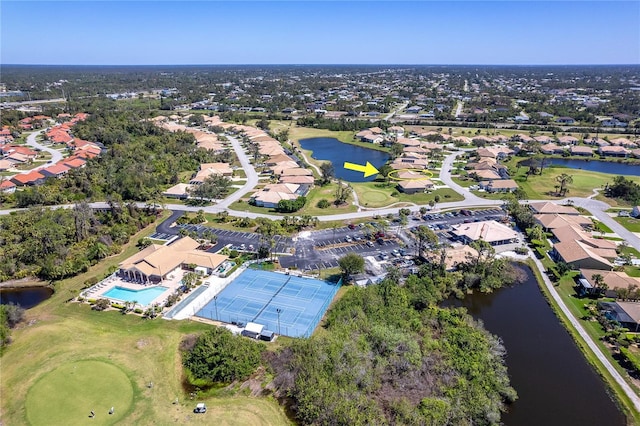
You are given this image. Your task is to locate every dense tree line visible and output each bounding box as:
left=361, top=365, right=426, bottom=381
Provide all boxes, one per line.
left=0, top=204, right=156, bottom=281
left=182, top=327, right=265, bottom=386
left=605, top=176, right=640, bottom=204
left=268, top=273, right=518, bottom=425
left=276, top=196, right=306, bottom=213
left=296, top=116, right=389, bottom=132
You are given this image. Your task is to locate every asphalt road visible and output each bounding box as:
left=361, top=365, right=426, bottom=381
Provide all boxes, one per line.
left=216, top=135, right=259, bottom=209
left=26, top=128, right=64, bottom=170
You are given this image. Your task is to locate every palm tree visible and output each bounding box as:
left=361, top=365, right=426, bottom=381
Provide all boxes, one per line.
left=592, top=273, right=607, bottom=295
left=526, top=224, right=546, bottom=242
left=556, top=173, right=573, bottom=197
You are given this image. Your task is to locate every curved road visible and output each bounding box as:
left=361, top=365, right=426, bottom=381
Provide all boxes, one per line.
left=26, top=128, right=63, bottom=170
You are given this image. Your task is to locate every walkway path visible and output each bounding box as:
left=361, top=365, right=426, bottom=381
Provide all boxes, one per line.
left=528, top=249, right=640, bottom=413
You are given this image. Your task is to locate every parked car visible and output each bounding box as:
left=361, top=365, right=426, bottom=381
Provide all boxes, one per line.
left=348, top=223, right=356, bottom=229
left=345, top=236, right=353, bottom=242
left=366, top=240, right=374, bottom=247
left=377, top=238, right=385, bottom=245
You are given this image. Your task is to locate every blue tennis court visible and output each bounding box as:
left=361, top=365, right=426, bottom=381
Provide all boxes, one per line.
left=196, top=269, right=341, bottom=338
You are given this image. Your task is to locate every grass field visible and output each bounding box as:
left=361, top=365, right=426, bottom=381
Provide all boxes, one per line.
left=0, top=213, right=291, bottom=425
left=352, top=181, right=463, bottom=208
left=26, top=360, right=134, bottom=425
left=614, top=216, right=640, bottom=233
left=511, top=165, right=640, bottom=200
left=228, top=183, right=357, bottom=217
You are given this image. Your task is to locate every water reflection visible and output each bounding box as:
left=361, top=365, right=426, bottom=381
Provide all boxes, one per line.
left=444, top=265, right=625, bottom=426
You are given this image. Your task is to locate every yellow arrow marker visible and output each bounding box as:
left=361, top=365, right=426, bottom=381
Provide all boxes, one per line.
left=343, top=161, right=379, bottom=178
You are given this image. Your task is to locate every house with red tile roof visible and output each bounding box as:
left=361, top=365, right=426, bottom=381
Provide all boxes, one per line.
left=62, top=157, right=87, bottom=169
left=41, top=163, right=70, bottom=178
left=11, top=170, right=45, bottom=186
left=0, top=179, right=17, bottom=193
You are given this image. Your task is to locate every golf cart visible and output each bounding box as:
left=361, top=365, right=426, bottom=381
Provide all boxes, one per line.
left=194, top=403, right=207, bottom=414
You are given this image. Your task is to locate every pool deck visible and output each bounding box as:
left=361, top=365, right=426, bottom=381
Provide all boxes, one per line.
left=82, top=270, right=186, bottom=308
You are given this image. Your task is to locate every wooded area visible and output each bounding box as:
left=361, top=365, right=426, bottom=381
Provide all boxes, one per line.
left=0, top=204, right=157, bottom=281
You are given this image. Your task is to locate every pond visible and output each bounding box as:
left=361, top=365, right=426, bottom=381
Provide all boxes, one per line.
left=298, top=137, right=390, bottom=182
left=547, top=158, right=640, bottom=177
left=0, top=287, right=53, bottom=309
left=443, top=264, right=625, bottom=426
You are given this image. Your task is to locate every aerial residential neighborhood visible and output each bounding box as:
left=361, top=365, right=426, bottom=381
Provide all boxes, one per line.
left=1, top=1, right=640, bottom=425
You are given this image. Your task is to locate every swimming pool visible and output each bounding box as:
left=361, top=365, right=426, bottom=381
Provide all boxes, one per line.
left=103, top=286, right=169, bottom=306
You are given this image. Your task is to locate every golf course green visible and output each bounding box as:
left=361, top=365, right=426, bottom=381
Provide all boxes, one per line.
left=26, top=360, right=134, bottom=425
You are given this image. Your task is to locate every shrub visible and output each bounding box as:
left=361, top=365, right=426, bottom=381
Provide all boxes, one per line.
left=84, top=277, right=99, bottom=288
left=92, top=298, right=111, bottom=311
left=317, top=199, right=330, bottom=209
left=182, top=327, right=265, bottom=384
left=229, top=250, right=239, bottom=259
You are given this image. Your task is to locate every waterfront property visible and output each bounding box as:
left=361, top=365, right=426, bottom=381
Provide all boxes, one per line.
left=578, top=269, right=640, bottom=298
left=196, top=269, right=341, bottom=338
left=598, top=301, right=640, bottom=332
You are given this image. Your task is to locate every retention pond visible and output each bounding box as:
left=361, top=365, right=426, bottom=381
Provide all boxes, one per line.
left=0, top=287, right=53, bottom=309
left=299, top=137, right=389, bottom=182
left=547, top=158, right=640, bottom=176
left=443, top=264, right=625, bottom=425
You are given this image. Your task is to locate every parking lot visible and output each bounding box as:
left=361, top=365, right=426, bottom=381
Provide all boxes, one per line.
left=163, top=207, right=508, bottom=273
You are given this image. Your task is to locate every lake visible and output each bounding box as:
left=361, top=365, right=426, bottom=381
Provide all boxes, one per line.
left=444, top=265, right=625, bottom=426
left=547, top=158, right=640, bottom=177
left=0, top=287, right=53, bottom=309
left=298, top=137, right=390, bottom=182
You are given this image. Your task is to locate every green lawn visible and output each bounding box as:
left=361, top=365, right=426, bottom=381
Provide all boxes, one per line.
left=352, top=181, right=463, bottom=208
left=26, top=360, right=134, bottom=425
left=298, top=183, right=358, bottom=216
left=0, top=212, right=291, bottom=425
left=614, top=216, right=640, bottom=233
left=512, top=165, right=640, bottom=200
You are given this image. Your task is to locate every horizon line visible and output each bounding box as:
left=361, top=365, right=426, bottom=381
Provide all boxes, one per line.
left=2, top=63, right=640, bottom=67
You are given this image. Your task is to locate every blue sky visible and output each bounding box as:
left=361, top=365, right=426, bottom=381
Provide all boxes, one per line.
left=2, top=1, right=639, bottom=65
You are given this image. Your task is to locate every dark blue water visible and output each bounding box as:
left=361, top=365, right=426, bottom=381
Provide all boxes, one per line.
left=0, top=287, right=53, bottom=309
left=444, top=265, right=625, bottom=426
left=298, top=137, right=390, bottom=182
left=548, top=158, right=640, bottom=176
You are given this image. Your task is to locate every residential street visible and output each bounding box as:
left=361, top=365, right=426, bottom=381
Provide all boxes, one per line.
left=26, top=128, right=64, bottom=170
left=215, top=135, right=259, bottom=209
